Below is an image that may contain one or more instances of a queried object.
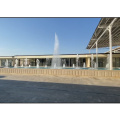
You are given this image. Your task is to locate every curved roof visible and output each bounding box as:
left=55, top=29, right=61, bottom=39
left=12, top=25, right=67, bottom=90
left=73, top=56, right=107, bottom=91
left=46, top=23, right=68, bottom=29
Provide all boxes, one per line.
left=86, top=18, right=120, bottom=49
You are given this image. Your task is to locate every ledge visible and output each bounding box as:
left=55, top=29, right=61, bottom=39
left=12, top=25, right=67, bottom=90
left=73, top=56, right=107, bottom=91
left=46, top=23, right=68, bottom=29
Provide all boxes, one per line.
left=0, top=68, right=120, bottom=78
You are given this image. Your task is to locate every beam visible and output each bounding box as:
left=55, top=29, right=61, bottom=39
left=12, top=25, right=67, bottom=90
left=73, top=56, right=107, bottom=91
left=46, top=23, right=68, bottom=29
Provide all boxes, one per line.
left=91, top=39, right=97, bottom=41
left=89, top=18, right=117, bottom=49
left=98, top=25, right=108, bottom=28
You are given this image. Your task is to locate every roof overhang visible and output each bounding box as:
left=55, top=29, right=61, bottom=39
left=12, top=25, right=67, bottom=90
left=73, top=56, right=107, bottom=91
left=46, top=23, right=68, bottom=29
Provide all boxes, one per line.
left=86, top=18, right=120, bottom=49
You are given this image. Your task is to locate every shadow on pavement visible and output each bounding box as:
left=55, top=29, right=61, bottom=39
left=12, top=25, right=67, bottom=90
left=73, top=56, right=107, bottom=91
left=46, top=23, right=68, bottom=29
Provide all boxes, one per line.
left=0, top=78, right=120, bottom=103
left=0, top=76, right=6, bottom=78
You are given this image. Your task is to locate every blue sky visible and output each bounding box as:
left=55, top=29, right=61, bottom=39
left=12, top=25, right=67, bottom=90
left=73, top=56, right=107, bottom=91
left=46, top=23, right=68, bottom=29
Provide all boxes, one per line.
left=0, top=18, right=107, bottom=56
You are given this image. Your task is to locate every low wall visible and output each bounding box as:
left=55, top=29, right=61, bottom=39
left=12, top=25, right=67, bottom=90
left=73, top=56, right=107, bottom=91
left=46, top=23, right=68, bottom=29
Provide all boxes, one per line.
left=0, top=68, right=120, bottom=78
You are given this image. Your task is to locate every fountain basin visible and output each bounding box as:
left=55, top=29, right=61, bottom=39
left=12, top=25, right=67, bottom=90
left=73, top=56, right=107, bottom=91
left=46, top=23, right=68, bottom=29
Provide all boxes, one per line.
left=0, top=68, right=120, bottom=78
left=3, top=66, right=120, bottom=70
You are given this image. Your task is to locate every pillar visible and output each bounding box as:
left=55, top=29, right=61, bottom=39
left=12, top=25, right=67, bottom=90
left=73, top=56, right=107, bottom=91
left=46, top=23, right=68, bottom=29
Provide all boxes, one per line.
left=86, top=58, right=90, bottom=67
left=96, top=41, right=98, bottom=68
left=109, top=26, right=113, bottom=70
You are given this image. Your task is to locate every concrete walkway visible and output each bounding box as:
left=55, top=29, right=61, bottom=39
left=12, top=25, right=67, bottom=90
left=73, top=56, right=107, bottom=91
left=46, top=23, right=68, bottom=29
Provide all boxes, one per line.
left=0, top=74, right=120, bottom=103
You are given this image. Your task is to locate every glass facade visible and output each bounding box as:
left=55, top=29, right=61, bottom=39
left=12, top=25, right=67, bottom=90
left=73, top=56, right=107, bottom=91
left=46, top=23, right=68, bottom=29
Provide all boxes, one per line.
left=1, top=59, right=13, bottom=67
left=113, top=58, right=120, bottom=67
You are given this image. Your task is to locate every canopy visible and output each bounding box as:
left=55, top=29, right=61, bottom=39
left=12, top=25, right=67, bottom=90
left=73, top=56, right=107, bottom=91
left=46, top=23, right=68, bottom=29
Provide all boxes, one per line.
left=86, top=18, right=120, bottom=49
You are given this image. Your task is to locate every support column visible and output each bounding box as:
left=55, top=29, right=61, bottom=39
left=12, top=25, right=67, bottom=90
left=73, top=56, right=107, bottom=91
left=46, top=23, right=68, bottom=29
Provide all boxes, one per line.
left=96, top=41, right=98, bottom=68
left=109, top=26, right=113, bottom=70
left=86, top=58, right=90, bottom=68
left=0, top=60, right=1, bottom=67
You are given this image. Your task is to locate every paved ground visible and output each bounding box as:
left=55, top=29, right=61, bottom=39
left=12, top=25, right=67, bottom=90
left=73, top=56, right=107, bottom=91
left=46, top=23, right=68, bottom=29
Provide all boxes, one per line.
left=0, top=74, right=120, bottom=103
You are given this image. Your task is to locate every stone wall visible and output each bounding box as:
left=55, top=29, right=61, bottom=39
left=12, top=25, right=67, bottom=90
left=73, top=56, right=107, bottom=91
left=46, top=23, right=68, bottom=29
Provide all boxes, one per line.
left=0, top=68, right=120, bottom=78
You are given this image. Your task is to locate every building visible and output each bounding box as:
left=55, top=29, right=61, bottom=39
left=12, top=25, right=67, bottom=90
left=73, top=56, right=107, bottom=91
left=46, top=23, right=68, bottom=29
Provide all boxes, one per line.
left=0, top=52, right=120, bottom=68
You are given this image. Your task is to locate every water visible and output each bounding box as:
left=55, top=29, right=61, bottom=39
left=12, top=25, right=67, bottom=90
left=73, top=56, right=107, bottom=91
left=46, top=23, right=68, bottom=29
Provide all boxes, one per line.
left=36, top=59, right=40, bottom=68
left=14, top=59, right=18, bottom=68
left=24, top=58, right=28, bottom=67
left=51, top=33, right=61, bottom=69
left=14, top=64, right=17, bottom=68
left=83, top=62, right=86, bottom=68
left=45, top=65, right=47, bottom=68
left=8, top=66, right=120, bottom=70
left=73, top=64, right=75, bottom=68
left=91, top=54, right=94, bottom=69
left=76, top=54, right=79, bottom=68
left=53, top=63, right=56, bottom=68
left=46, top=58, right=49, bottom=66
left=106, top=54, right=110, bottom=69
left=94, top=62, right=97, bottom=69
left=5, top=59, right=9, bottom=68
left=63, top=64, right=65, bottom=68
left=21, top=64, right=24, bottom=67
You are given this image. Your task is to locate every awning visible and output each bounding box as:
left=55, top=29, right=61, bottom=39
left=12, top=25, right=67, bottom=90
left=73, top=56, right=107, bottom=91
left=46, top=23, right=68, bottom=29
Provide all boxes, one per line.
left=86, top=18, right=120, bottom=49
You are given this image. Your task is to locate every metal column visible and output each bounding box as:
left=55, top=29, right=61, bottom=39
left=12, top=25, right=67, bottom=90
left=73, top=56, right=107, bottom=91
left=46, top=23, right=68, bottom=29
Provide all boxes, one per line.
left=96, top=42, right=98, bottom=68
left=109, top=26, right=113, bottom=70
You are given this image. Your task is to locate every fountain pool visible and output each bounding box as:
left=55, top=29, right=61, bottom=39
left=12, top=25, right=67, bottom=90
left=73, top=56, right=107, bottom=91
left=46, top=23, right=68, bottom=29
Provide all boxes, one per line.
left=6, top=66, right=120, bottom=70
